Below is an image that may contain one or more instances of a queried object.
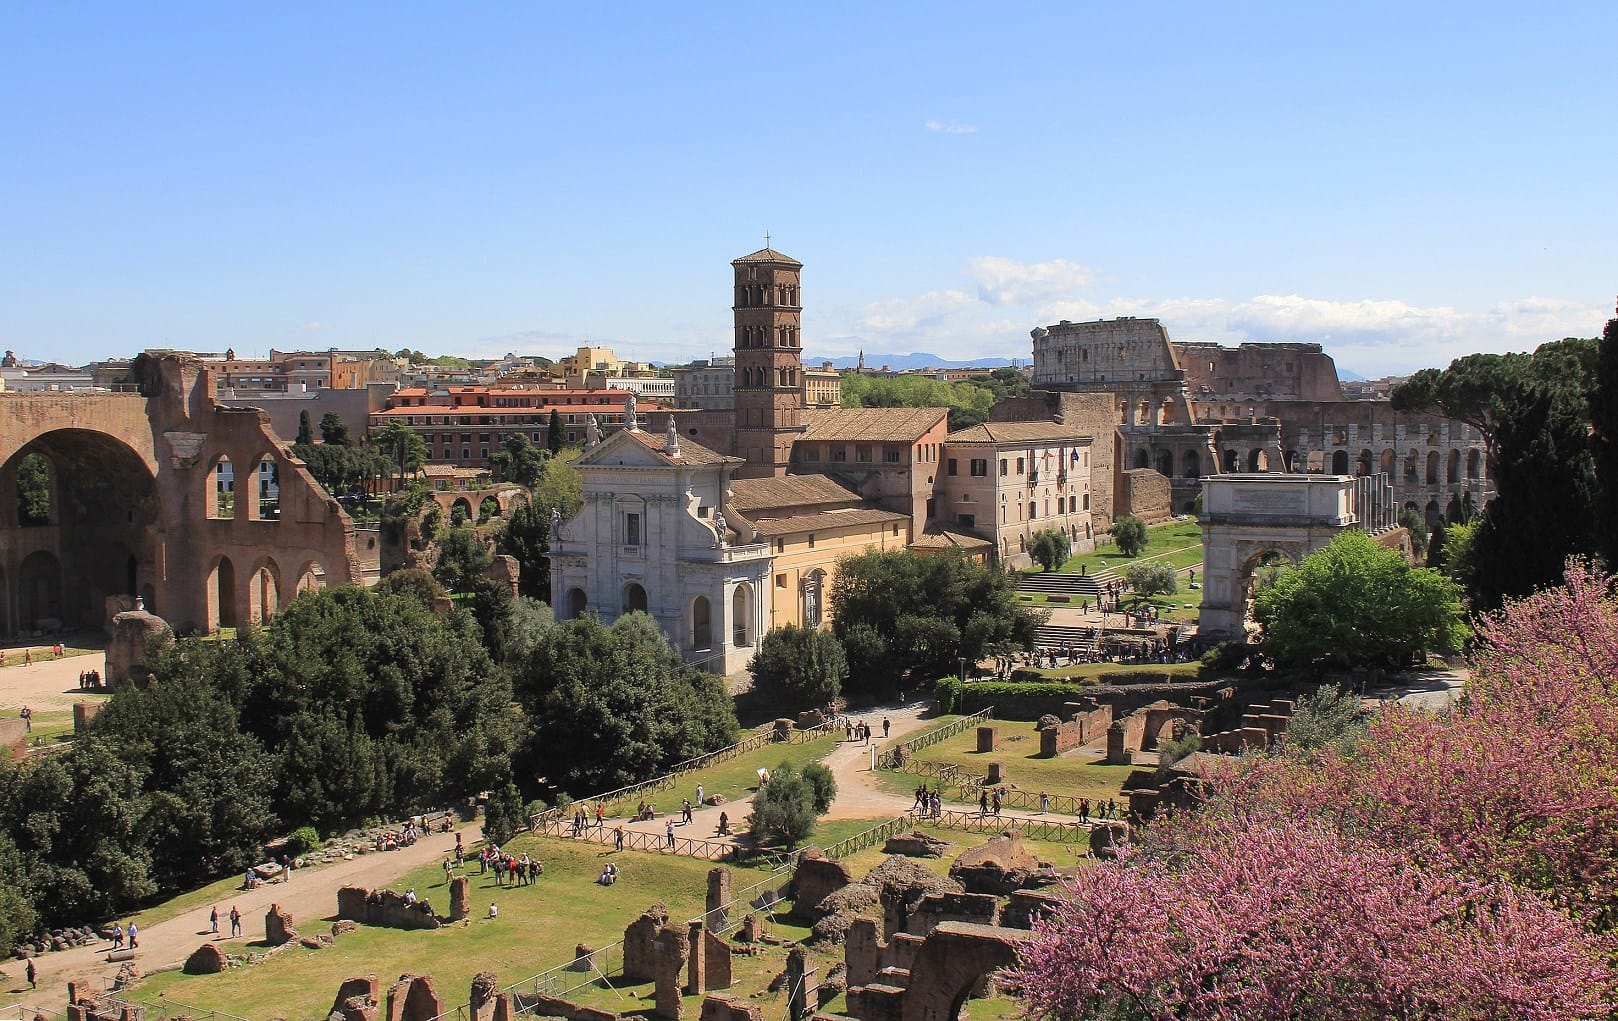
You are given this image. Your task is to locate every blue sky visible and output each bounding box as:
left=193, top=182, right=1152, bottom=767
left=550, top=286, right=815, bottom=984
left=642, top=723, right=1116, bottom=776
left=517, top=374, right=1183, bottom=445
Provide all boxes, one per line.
left=2, top=3, right=1614, bottom=375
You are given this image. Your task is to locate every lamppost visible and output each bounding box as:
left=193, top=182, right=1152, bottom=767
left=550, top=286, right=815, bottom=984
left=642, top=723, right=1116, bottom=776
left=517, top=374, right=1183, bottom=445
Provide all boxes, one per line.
left=960, top=655, right=968, bottom=681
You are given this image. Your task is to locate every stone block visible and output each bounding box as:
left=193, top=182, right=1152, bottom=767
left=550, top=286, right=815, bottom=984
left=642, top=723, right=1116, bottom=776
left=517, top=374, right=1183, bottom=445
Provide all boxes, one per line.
left=702, top=930, right=732, bottom=990
left=949, top=833, right=1039, bottom=895
left=985, top=763, right=1004, bottom=785
left=705, top=867, right=732, bottom=930
left=653, top=923, right=690, bottom=1020
left=685, top=923, right=705, bottom=995
left=183, top=943, right=228, bottom=975
left=845, top=984, right=905, bottom=1021
left=331, top=921, right=360, bottom=938
left=265, top=904, right=296, bottom=946
left=698, top=995, right=761, bottom=1021
left=337, top=887, right=441, bottom=931
left=329, top=976, right=381, bottom=1021
left=449, top=877, right=470, bottom=922
left=1000, top=890, right=1065, bottom=929
left=790, top=848, right=852, bottom=922
left=622, top=904, right=670, bottom=983
left=567, top=945, right=595, bottom=973
left=975, top=727, right=995, bottom=753
left=386, top=975, right=443, bottom=1021
left=784, top=946, right=816, bottom=1021
left=880, top=831, right=950, bottom=858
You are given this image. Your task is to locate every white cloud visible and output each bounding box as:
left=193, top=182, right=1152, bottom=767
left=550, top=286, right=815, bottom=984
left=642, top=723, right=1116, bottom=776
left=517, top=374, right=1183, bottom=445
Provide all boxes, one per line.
left=969, top=257, right=1093, bottom=305
left=924, top=119, right=978, bottom=134
left=297, top=320, right=328, bottom=332
left=818, top=254, right=1610, bottom=372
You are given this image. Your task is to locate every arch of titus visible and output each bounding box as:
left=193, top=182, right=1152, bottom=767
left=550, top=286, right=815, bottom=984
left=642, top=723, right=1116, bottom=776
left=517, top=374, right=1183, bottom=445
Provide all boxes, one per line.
left=0, top=351, right=359, bottom=637
left=1197, top=472, right=1395, bottom=640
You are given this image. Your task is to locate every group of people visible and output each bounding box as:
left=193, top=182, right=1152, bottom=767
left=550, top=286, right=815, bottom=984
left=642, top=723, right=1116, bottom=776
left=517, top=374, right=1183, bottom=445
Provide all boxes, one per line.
left=844, top=718, right=889, bottom=743
left=77, top=668, right=104, bottom=688
left=208, top=904, right=245, bottom=938
left=911, top=785, right=946, bottom=818
left=472, top=844, right=543, bottom=885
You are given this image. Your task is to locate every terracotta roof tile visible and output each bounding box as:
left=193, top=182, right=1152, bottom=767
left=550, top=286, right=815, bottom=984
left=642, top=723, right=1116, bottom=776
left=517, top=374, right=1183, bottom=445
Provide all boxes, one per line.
left=729, top=474, right=862, bottom=513
left=909, top=529, right=993, bottom=551
left=622, top=429, right=738, bottom=466
left=945, top=421, right=1095, bottom=444
left=800, top=407, right=949, bottom=443
left=747, top=508, right=908, bottom=537
left=731, top=247, right=803, bottom=267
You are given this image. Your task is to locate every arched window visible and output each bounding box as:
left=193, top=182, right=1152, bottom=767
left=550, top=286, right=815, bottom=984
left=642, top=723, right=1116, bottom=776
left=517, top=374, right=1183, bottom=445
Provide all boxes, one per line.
left=295, top=561, right=326, bottom=596
left=803, top=569, right=826, bottom=627
left=566, top=588, right=588, bottom=621
left=209, top=555, right=237, bottom=631
left=1134, top=449, right=1151, bottom=469
left=1426, top=450, right=1440, bottom=485
left=250, top=455, right=280, bottom=520
left=623, top=583, right=648, bottom=614
left=1380, top=448, right=1396, bottom=475
left=1448, top=449, right=1461, bottom=484
left=1467, top=449, right=1482, bottom=480
left=691, top=596, right=712, bottom=650
left=1331, top=450, right=1350, bottom=474
left=249, top=559, right=280, bottom=624
left=1183, top=450, right=1200, bottom=478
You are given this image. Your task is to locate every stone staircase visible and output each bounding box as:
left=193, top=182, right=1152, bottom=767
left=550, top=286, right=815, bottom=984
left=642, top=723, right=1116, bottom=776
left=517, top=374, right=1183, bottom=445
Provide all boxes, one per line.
left=1017, top=568, right=1119, bottom=601
left=1033, top=622, right=1098, bottom=653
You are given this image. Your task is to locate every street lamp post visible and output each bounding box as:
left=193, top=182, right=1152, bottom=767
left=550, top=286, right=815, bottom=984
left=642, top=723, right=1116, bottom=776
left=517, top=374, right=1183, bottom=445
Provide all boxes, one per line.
left=960, top=656, right=968, bottom=681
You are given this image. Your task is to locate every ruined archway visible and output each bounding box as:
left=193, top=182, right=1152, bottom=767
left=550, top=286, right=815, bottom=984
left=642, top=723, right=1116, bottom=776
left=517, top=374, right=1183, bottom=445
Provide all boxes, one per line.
left=209, top=555, right=238, bottom=631
left=1, top=429, right=160, bottom=634
left=899, top=922, right=1030, bottom=1021
left=623, top=582, right=648, bottom=615
left=248, top=558, right=281, bottom=625
left=1331, top=450, right=1349, bottom=475
left=566, top=587, right=587, bottom=621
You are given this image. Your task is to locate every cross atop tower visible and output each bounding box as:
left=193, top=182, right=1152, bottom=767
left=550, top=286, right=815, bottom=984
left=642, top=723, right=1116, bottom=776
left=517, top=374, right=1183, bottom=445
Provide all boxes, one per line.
left=765, top=231, right=771, bottom=249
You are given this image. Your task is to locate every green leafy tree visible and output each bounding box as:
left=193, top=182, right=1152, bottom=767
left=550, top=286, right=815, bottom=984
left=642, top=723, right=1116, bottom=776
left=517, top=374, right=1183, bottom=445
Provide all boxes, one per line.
left=512, top=612, right=739, bottom=793
left=1027, top=529, right=1072, bottom=572
left=16, top=452, right=50, bottom=525
left=491, top=433, right=549, bottom=488
left=433, top=526, right=493, bottom=593
left=829, top=549, right=1043, bottom=695
left=1253, top=530, right=1468, bottom=670
left=376, top=420, right=428, bottom=490
left=1427, top=517, right=1448, bottom=572
left=376, top=567, right=447, bottom=607
left=1282, top=685, right=1370, bottom=754
left=482, top=781, right=528, bottom=846
left=749, top=625, right=847, bottom=708
left=320, top=411, right=350, bottom=446
left=500, top=501, right=551, bottom=600
left=1393, top=338, right=1600, bottom=608
left=1112, top=515, right=1148, bottom=557
left=0, top=876, right=38, bottom=957
left=296, top=410, right=314, bottom=445
left=1124, top=561, right=1178, bottom=599
left=745, top=763, right=818, bottom=848
left=801, top=761, right=837, bottom=814
left=547, top=408, right=564, bottom=455
left=1591, top=308, right=1618, bottom=570
left=86, top=675, right=278, bottom=893
left=531, top=447, right=584, bottom=521
left=1397, top=506, right=1429, bottom=559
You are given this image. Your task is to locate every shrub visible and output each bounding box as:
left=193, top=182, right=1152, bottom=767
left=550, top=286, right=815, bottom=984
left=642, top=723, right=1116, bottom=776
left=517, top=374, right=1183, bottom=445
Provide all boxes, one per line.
left=285, top=825, right=321, bottom=857
left=746, top=763, right=818, bottom=848
left=1113, top=515, right=1148, bottom=557
left=801, top=762, right=837, bottom=814
left=482, top=782, right=527, bottom=845
left=1125, top=561, right=1178, bottom=599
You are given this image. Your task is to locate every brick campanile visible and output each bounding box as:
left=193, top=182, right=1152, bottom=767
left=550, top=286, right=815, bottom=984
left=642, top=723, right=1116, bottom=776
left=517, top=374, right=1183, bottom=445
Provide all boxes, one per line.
left=731, top=246, right=806, bottom=478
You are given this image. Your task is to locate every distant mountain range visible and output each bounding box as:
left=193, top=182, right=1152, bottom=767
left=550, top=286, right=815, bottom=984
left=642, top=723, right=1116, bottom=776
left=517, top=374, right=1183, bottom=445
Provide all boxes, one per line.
left=806, top=352, right=1020, bottom=371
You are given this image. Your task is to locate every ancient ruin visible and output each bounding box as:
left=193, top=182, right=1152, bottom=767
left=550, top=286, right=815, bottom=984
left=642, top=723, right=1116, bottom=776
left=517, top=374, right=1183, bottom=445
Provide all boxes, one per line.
left=0, top=351, right=359, bottom=638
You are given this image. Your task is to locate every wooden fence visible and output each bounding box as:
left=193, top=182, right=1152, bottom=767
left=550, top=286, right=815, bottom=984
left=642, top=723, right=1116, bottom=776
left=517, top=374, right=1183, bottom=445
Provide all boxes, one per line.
left=876, top=707, right=994, bottom=770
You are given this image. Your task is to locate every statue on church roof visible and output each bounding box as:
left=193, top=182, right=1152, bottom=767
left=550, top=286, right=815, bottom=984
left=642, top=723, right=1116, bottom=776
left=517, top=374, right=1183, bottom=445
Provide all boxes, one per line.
left=585, top=413, right=601, bottom=447
left=625, top=391, right=639, bottom=431
left=667, top=416, right=680, bottom=456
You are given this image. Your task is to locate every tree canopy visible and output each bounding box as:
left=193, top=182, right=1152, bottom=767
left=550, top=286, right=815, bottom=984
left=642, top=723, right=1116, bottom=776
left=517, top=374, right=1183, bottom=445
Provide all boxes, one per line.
left=1112, top=514, right=1148, bottom=557
left=15, top=452, right=50, bottom=525
left=828, top=549, right=1042, bottom=694
left=1392, top=337, right=1600, bottom=608
left=1253, top=530, right=1467, bottom=669
left=749, top=625, right=847, bottom=708
left=510, top=612, right=739, bottom=792
left=1027, top=529, right=1071, bottom=572
left=491, top=432, right=549, bottom=488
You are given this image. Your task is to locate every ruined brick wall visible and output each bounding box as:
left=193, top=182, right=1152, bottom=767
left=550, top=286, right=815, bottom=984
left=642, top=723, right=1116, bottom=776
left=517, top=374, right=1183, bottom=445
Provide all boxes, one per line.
left=1118, top=469, right=1172, bottom=525
left=1176, top=342, right=1343, bottom=403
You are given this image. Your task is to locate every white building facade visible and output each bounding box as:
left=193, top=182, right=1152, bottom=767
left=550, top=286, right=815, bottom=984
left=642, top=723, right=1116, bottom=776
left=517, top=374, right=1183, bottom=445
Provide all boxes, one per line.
left=549, top=423, right=772, bottom=674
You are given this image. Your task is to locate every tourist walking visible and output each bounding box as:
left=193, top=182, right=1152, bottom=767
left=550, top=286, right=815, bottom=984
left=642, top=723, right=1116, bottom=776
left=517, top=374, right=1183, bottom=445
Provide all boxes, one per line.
left=614, top=825, right=625, bottom=851
left=210, top=905, right=219, bottom=934
left=127, top=922, right=138, bottom=949
left=230, top=905, right=242, bottom=937
left=27, top=959, right=36, bottom=989
left=882, top=717, right=890, bottom=738
left=665, top=819, right=676, bottom=849
left=696, top=783, right=704, bottom=807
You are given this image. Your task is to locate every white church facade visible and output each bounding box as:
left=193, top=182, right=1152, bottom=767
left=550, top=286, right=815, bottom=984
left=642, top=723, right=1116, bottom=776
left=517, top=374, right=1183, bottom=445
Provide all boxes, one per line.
left=548, top=418, right=773, bottom=674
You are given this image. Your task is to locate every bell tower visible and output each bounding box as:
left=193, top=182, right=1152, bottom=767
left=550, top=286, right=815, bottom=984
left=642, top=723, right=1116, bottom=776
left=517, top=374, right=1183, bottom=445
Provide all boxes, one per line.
left=731, top=246, right=806, bottom=478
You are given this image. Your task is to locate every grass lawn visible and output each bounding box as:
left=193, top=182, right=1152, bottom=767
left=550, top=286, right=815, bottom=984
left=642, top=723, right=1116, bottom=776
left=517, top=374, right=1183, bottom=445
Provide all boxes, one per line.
left=587, top=732, right=841, bottom=818
left=133, top=833, right=744, bottom=1021
left=1051, top=518, right=1203, bottom=576
left=874, top=722, right=1136, bottom=809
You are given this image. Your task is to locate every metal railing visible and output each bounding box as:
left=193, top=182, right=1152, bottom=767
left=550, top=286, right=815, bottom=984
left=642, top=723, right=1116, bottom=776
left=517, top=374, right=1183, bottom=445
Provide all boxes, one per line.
left=530, top=724, right=838, bottom=829
left=876, top=707, right=994, bottom=769
left=2, top=1005, right=63, bottom=1021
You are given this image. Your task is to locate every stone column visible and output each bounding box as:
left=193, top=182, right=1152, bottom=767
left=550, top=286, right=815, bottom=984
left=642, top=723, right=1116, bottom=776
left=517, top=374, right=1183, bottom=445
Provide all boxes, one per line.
left=706, top=867, right=732, bottom=930
left=784, top=947, right=816, bottom=1021
left=686, top=922, right=706, bottom=995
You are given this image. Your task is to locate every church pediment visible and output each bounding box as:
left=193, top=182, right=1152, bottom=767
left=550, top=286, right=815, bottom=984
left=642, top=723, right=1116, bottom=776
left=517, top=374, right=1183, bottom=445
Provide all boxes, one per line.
left=574, top=430, right=676, bottom=469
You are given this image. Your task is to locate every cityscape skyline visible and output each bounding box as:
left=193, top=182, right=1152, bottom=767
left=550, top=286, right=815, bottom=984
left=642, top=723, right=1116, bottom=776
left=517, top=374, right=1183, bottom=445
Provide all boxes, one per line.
left=2, top=4, right=1614, bottom=375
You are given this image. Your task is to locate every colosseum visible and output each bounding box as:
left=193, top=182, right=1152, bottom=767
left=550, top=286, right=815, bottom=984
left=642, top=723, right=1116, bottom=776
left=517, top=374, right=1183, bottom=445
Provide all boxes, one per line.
left=1029, top=317, right=1490, bottom=520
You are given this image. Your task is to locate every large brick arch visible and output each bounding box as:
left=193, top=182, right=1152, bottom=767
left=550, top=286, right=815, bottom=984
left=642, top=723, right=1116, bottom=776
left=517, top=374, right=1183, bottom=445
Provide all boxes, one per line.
left=900, top=922, right=1030, bottom=1021
left=0, top=352, right=359, bottom=637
